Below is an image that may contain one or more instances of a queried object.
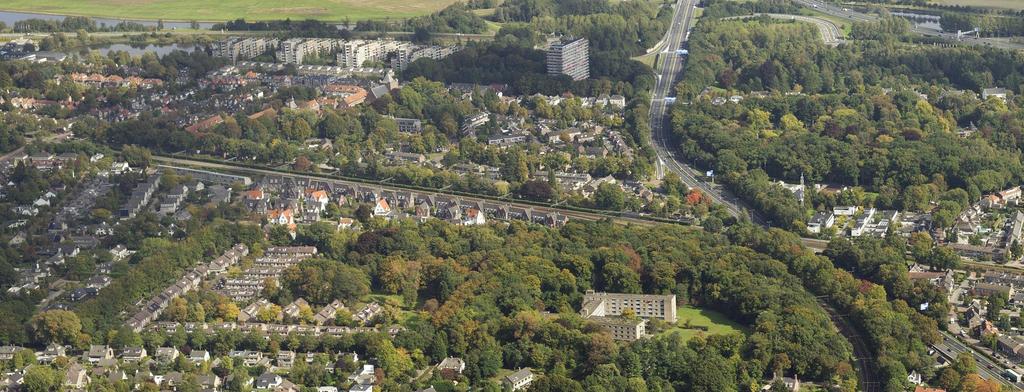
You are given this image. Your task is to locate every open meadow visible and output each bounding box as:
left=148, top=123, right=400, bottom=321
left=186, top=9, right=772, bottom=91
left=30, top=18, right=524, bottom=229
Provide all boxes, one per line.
left=0, top=0, right=462, bottom=22
left=658, top=306, right=746, bottom=341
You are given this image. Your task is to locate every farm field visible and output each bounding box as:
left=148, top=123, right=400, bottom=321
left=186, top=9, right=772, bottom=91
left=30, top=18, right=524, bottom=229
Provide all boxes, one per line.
left=0, top=0, right=462, bottom=22
left=928, top=0, right=1024, bottom=10
left=658, top=306, right=746, bottom=341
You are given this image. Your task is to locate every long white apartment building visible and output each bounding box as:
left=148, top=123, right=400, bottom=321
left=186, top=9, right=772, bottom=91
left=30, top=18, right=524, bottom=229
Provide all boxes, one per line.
left=213, top=37, right=279, bottom=63
left=580, top=290, right=677, bottom=322
left=391, top=45, right=461, bottom=70
left=336, top=39, right=407, bottom=68
left=277, top=38, right=341, bottom=65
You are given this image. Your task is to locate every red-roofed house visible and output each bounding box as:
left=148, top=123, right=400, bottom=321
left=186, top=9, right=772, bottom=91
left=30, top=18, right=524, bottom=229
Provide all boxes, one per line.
left=186, top=115, right=224, bottom=134
left=267, top=209, right=295, bottom=226
left=463, top=208, right=486, bottom=226
left=373, top=198, right=391, bottom=217
left=304, top=189, right=329, bottom=212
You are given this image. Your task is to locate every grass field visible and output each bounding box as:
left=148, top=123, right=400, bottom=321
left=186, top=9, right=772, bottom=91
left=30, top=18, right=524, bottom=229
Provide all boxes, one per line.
left=0, top=0, right=462, bottom=21
left=928, top=0, right=1024, bottom=10
left=659, top=306, right=746, bottom=341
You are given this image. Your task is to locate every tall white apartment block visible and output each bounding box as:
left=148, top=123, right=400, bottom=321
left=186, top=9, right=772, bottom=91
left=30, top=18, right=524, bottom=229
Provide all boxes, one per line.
left=546, top=37, right=590, bottom=81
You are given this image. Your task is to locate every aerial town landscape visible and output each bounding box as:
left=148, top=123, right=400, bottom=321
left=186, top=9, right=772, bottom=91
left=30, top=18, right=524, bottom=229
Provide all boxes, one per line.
left=4, top=0, right=1024, bottom=391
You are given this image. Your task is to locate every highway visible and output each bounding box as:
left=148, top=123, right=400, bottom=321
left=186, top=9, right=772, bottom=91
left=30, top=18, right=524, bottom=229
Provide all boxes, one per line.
left=793, top=0, right=1024, bottom=50
left=648, top=0, right=764, bottom=224
left=933, top=331, right=1024, bottom=389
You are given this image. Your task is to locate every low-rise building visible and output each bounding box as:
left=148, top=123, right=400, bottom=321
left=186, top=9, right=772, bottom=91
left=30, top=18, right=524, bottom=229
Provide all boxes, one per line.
left=437, top=357, right=465, bottom=379
left=83, top=345, right=114, bottom=364
left=121, top=347, right=147, bottom=362
left=999, top=335, right=1024, bottom=359
left=503, top=368, right=534, bottom=391
left=587, top=316, right=647, bottom=341
left=807, top=211, right=835, bottom=234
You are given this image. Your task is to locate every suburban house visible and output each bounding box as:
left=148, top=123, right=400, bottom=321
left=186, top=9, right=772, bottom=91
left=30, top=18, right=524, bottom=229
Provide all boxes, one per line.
left=503, top=368, right=534, bottom=391
left=437, top=357, right=466, bottom=380
left=373, top=198, right=392, bottom=217
left=82, top=345, right=114, bottom=364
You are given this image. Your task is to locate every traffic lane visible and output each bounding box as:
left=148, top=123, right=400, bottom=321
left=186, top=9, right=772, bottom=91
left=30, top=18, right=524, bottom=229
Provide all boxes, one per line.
left=936, top=333, right=1022, bottom=389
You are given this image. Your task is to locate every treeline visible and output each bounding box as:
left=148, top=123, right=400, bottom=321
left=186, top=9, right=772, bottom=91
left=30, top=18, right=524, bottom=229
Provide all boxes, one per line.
left=672, top=90, right=1024, bottom=229
left=700, top=0, right=802, bottom=19
left=677, top=18, right=1024, bottom=98
left=402, top=40, right=654, bottom=97
left=355, top=3, right=489, bottom=34
left=211, top=19, right=354, bottom=38
left=939, top=11, right=1024, bottom=37
left=493, top=0, right=671, bottom=58
left=11, top=16, right=149, bottom=33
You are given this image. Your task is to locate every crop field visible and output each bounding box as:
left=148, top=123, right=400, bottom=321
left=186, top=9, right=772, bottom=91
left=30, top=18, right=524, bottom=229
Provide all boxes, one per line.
left=0, top=0, right=462, bottom=22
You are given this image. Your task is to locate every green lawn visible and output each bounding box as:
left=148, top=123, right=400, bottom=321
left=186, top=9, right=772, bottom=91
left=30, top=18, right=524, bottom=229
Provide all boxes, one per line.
left=0, top=0, right=462, bottom=21
left=658, top=306, right=746, bottom=341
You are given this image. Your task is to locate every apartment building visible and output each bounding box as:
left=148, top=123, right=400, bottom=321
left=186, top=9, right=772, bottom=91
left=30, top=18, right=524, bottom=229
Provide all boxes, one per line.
left=277, top=38, right=339, bottom=65
left=580, top=290, right=677, bottom=322
left=391, top=45, right=461, bottom=70
left=213, top=37, right=279, bottom=63
left=336, top=39, right=405, bottom=67
left=546, top=37, right=589, bottom=81
left=589, top=316, right=647, bottom=341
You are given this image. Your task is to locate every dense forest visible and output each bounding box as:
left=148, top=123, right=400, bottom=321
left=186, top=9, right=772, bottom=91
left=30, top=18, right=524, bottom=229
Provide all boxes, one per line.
left=670, top=8, right=1024, bottom=229
left=2, top=195, right=950, bottom=390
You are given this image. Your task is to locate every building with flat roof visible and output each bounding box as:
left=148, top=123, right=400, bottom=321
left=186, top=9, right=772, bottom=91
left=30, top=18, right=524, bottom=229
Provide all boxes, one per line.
left=213, top=37, right=279, bottom=63
left=580, top=290, right=677, bottom=323
left=503, top=368, right=534, bottom=391
left=588, top=316, right=647, bottom=341
left=546, top=37, right=589, bottom=81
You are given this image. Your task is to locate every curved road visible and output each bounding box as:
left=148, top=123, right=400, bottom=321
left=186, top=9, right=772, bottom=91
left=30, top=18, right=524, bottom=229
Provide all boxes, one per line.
left=727, top=13, right=842, bottom=45
left=794, top=0, right=1024, bottom=50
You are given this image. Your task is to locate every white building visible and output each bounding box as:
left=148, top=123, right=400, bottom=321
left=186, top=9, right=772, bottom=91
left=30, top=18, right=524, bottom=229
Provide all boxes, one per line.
left=580, top=290, right=677, bottom=322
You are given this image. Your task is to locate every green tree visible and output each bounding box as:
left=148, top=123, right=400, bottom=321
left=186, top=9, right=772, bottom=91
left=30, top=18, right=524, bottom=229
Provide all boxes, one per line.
left=594, top=182, right=626, bottom=211
left=30, top=310, right=82, bottom=346
left=23, top=365, right=60, bottom=392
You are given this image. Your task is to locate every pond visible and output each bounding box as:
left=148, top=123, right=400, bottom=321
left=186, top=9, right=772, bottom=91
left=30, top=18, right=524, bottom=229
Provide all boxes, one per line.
left=890, top=10, right=943, bottom=32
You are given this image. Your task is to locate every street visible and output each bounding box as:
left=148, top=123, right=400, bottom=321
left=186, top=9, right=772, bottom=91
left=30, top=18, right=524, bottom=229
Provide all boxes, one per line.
left=647, top=0, right=765, bottom=224
left=933, top=331, right=1024, bottom=390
